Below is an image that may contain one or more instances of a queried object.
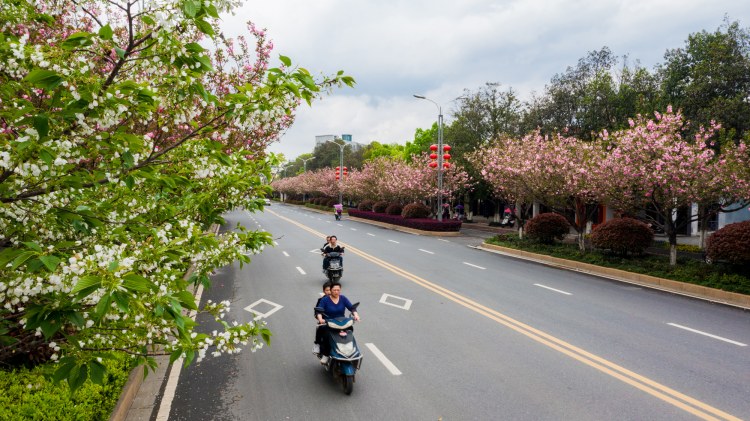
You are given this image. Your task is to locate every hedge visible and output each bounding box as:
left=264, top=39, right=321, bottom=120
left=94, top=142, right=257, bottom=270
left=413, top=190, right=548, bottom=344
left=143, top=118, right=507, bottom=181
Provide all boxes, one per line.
left=348, top=209, right=461, bottom=232
left=0, top=353, right=133, bottom=420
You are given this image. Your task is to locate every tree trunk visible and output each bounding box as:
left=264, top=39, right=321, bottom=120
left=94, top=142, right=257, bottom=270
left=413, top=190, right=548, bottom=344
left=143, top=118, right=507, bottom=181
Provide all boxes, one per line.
left=578, top=232, right=585, bottom=251
left=668, top=228, right=678, bottom=266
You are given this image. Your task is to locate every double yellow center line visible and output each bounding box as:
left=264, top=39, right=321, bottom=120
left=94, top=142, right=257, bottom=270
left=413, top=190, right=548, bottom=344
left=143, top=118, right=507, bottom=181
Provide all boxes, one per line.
left=270, top=209, right=741, bottom=421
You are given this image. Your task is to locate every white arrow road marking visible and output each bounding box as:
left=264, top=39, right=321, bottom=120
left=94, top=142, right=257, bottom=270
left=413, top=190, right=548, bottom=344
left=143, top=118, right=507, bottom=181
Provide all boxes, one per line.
left=388, top=240, right=399, bottom=244
left=365, top=343, right=402, bottom=375
left=463, top=262, right=486, bottom=270
left=667, top=323, right=747, bottom=347
left=282, top=251, right=289, bottom=257
left=296, top=266, right=306, bottom=275
left=534, top=284, right=572, bottom=295
left=418, top=249, right=434, bottom=254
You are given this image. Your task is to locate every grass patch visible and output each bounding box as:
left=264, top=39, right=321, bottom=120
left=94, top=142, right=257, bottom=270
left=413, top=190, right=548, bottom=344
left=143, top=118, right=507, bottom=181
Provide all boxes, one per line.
left=486, top=234, right=750, bottom=295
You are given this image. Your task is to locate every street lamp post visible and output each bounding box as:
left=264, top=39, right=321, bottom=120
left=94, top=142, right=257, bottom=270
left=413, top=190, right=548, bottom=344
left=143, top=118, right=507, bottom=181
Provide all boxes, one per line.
left=327, top=140, right=348, bottom=205
left=300, top=156, right=315, bottom=202
left=414, top=94, right=445, bottom=221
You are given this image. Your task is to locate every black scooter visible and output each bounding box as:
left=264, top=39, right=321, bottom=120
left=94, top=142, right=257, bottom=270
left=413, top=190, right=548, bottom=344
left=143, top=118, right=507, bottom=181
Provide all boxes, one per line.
left=313, top=303, right=362, bottom=395
left=324, top=251, right=343, bottom=282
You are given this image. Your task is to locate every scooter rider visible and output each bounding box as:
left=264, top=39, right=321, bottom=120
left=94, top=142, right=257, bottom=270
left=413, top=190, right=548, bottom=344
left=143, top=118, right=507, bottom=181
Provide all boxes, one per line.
left=312, top=282, right=333, bottom=355
left=315, top=282, right=360, bottom=364
left=322, top=235, right=344, bottom=272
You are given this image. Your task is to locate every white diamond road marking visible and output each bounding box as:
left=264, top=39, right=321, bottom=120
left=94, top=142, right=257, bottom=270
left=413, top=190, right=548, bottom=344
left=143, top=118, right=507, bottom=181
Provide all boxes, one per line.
left=534, top=284, right=572, bottom=295
left=418, top=249, right=434, bottom=254
left=296, top=266, right=306, bottom=275
left=667, top=323, right=747, bottom=347
left=379, top=293, right=412, bottom=310
left=244, top=299, right=284, bottom=320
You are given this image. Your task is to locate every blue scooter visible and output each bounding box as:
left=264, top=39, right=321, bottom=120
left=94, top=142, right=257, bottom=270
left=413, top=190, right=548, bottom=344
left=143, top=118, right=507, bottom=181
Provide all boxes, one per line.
left=314, top=303, right=362, bottom=395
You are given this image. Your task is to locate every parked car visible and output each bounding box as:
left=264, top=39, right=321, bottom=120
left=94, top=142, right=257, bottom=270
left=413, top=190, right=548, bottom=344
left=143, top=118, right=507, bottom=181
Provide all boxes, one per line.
left=264, top=198, right=271, bottom=205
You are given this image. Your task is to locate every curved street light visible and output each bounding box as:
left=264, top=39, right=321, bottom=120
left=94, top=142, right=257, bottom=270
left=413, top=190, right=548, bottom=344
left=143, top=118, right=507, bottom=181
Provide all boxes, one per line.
left=414, top=94, right=445, bottom=221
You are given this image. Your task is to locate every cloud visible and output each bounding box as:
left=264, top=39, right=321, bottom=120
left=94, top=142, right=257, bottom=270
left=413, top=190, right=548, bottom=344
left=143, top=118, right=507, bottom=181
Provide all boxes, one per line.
left=235, top=0, right=750, bottom=160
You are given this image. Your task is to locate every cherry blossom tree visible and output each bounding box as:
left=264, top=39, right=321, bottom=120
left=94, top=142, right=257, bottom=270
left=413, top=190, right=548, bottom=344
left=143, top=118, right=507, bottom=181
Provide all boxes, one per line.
left=594, top=108, right=750, bottom=265
left=0, top=0, right=352, bottom=391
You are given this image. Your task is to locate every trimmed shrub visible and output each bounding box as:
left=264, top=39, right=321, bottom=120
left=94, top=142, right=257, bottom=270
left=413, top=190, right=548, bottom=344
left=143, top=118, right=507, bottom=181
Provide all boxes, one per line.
left=347, top=209, right=461, bottom=232
left=402, top=203, right=430, bottom=219
left=706, top=221, right=750, bottom=265
left=372, top=201, right=389, bottom=213
left=525, top=212, right=569, bottom=244
left=358, top=200, right=375, bottom=211
left=385, top=203, right=403, bottom=215
left=591, top=217, right=654, bottom=255
left=325, top=198, right=337, bottom=207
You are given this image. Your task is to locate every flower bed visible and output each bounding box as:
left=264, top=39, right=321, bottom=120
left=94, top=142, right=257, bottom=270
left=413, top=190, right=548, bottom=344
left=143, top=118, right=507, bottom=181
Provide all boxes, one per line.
left=347, top=209, right=462, bottom=232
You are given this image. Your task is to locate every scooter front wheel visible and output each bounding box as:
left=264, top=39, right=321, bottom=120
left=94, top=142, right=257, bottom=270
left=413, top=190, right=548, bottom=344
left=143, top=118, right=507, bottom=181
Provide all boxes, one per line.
left=343, top=375, right=354, bottom=395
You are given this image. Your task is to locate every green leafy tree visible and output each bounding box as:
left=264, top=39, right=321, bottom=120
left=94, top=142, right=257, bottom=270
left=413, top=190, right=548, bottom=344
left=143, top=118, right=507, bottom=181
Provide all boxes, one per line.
left=657, top=19, right=750, bottom=142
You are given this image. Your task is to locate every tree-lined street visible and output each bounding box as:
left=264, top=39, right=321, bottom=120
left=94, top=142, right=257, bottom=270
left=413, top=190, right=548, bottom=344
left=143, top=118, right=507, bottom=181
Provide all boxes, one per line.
left=164, top=205, right=750, bottom=420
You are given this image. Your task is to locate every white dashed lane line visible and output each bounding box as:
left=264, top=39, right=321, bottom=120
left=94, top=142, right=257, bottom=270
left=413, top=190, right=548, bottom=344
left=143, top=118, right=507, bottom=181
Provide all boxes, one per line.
left=667, top=323, right=747, bottom=347
left=367, top=233, right=376, bottom=237
left=388, top=240, right=399, bottom=244
left=282, top=251, right=289, bottom=257
left=534, top=284, right=572, bottom=295
left=418, top=249, right=434, bottom=255
left=365, top=343, right=402, bottom=375
left=463, top=262, right=486, bottom=270
left=296, top=267, right=306, bottom=275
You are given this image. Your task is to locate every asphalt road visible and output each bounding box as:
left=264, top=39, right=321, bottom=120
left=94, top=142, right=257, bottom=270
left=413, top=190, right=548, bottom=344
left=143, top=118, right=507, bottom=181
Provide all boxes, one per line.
left=165, top=204, right=750, bottom=421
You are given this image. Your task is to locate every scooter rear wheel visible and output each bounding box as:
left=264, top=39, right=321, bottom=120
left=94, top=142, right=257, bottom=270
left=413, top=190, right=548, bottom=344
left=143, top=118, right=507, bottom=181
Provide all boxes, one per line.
left=343, top=375, right=354, bottom=395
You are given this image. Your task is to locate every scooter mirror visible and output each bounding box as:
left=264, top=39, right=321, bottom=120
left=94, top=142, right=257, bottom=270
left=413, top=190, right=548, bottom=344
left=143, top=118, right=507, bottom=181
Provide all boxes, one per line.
left=350, top=302, right=360, bottom=311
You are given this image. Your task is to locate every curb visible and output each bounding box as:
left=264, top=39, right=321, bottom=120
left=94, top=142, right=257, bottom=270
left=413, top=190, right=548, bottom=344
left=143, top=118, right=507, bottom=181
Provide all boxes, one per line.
left=110, top=224, right=221, bottom=421
left=479, top=243, right=750, bottom=310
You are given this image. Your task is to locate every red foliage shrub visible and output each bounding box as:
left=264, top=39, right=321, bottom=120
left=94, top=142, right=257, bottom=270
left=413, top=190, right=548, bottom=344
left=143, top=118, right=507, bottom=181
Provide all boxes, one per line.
left=402, top=203, right=430, bottom=219
left=706, top=221, right=750, bottom=265
left=525, top=212, right=569, bottom=244
left=372, top=201, right=389, bottom=213
left=347, top=209, right=461, bottom=232
left=385, top=203, right=403, bottom=215
left=590, top=217, right=654, bottom=255
left=358, top=200, right=375, bottom=211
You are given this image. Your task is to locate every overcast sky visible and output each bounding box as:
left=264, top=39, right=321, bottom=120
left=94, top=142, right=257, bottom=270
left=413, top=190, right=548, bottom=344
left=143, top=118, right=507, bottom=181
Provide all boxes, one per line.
left=221, top=0, right=749, bottom=161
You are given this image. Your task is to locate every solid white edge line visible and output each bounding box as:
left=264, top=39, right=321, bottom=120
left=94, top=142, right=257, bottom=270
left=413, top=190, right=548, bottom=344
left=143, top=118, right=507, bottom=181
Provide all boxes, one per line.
left=534, top=283, right=572, bottom=295
left=463, top=262, right=486, bottom=270
left=418, top=249, right=434, bottom=254
left=296, top=266, right=306, bottom=275
left=365, top=343, right=402, bottom=375
left=155, top=283, right=205, bottom=420
left=667, top=323, right=748, bottom=346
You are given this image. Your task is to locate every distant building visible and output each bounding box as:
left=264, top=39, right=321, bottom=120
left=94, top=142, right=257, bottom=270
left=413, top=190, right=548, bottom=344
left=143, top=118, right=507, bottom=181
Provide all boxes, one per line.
left=315, top=134, right=365, bottom=151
